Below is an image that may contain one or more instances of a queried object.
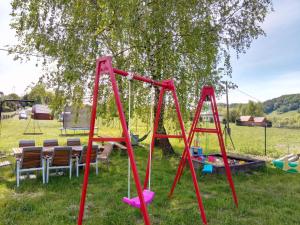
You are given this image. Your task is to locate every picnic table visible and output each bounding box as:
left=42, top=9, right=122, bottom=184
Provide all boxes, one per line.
left=12, top=146, right=85, bottom=158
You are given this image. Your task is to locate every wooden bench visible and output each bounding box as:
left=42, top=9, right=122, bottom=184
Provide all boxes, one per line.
left=98, top=143, right=114, bottom=169
left=97, top=135, right=127, bottom=150
left=0, top=160, right=12, bottom=168
left=0, top=151, right=12, bottom=170
left=111, top=141, right=127, bottom=150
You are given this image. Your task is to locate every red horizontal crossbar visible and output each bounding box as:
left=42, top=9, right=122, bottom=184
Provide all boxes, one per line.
left=154, top=134, right=183, bottom=139
left=194, top=128, right=218, bottom=134
left=112, top=68, right=172, bottom=89
left=92, top=137, right=126, bottom=142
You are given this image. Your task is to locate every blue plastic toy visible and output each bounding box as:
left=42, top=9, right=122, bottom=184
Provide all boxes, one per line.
left=202, top=164, right=213, bottom=174
left=190, top=147, right=203, bottom=157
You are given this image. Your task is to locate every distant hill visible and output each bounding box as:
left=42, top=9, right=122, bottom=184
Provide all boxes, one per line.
left=263, top=94, right=300, bottom=114
left=218, top=94, right=300, bottom=114
left=218, top=94, right=300, bottom=128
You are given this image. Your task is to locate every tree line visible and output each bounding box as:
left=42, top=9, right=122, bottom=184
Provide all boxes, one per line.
left=219, top=100, right=264, bottom=123
left=0, top=84, right=53, bottom=112
left=263, top=94, right=300, bottom=114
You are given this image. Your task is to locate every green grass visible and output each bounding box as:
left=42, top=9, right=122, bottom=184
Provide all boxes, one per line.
left=164, top=122, right=300, bottom=158
left=267, top=110, right=299, bottom=118
left=1, top=117, right=300, bottom=224
left=266, top=110, right=300, bottom=129
left=1, top=117, right=299, bottom=158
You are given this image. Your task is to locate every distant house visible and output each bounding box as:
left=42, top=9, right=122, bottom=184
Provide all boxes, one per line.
left=236, top=116, right=254, bottom=126
left=253, top=117, right=267, bottom=126
left=236, top=116, right=272, bottom=127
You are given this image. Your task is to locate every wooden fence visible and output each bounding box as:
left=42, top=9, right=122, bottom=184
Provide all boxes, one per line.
left=1, top=112, right=17, bottom=120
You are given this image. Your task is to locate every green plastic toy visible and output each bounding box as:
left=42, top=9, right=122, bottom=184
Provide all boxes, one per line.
left=273, top=158, right=300, bottom=173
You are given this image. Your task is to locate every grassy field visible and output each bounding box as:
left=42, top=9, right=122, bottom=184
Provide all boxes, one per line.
left=267, top=110, right=300, bottom=118
left=0, top=117, right=300, bottom=225
left=164, top=120, right=300, bottom=158
left=198, top=123, right=300, bottom=157
left=266, top=110, right=300, bottom=129
left=1, top=116, right=300, bottom=157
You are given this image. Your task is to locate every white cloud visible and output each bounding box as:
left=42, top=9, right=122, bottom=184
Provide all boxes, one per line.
left=219, top=70, right=300, bottom=103
left=266, top=70, right=300, bottom=96
left=263, top=0, right=300, bottom=33
left=0, top=53, right=42, bottom=96
left=228, top=0, right=300, bottom=103
left=218, top=89, right=260, bottom=104
left=0, top=1, right=17, bottom=46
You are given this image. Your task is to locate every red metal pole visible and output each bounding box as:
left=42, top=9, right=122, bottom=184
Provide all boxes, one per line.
left=154, top=134, right=183, bottom=138
left=210, top=90, right=238, bottom=207
left=109, top=60, right=151, bottom=225
left=113, top=68, right=171, bottom=89
left=172, top=86, right=238, bottom=208
left=173, top=86, right=238, bottom=208
left=172, top=99, right=206, bottom=185
left=170, top=81, right=207, bottom=225
left=77, top=58, right=102, bottom=225
left=143, top=87, right=165, bottom=189
left=92, top=137, right=125, bottom=142
left=169, top=92, right=205, bottom=197
left=78, top=57, right=151, bottom=225
left=194, top=128, right=218, bottom=133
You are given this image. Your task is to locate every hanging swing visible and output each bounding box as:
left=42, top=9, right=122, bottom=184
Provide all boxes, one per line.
left=129, top=83, right=151, bottom=146
left=122, top=75, right=155, bottom=208
left=123, top=189, right=155, bottom=208
left=130, top=130, right=151, bottom=146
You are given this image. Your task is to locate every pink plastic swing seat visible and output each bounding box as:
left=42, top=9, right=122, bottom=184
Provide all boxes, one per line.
left=122, top=189, right=155, bottom=208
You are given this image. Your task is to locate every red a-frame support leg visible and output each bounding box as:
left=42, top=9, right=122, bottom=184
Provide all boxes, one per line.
left=169, top=86, right=238, bottom=208
left=77, top=57, right=207, bottom=225
left=78, top=57, right=150, bottom=225
left=143, top=80, right=207, bottom=225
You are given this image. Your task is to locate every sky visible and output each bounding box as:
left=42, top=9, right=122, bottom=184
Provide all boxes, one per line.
left=0, top=2, right=43, bottom=96
left=221, top=0, right=300, bottom=103
left=0, top=0, right=300, bottom=103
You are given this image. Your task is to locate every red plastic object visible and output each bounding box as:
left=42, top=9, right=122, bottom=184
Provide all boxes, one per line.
left=122, top=189, right=155, bottom=208
left=77, top=56, right=207, bottom=225
left=169, top=86, right=238, bottom=208
left=208, top=156, right=216, bottom=162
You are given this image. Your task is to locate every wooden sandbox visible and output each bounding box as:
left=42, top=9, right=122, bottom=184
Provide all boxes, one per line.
left=191, top=153, right=266, bottom=174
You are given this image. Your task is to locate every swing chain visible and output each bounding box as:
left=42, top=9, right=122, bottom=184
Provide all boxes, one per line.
left=127, top=78, right=132, bottom=198
left=148, top=86, right=155, bottom=191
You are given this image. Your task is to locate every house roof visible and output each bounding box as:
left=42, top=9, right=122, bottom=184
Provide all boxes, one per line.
left=254, top=117, right=266, bottom=123
left=240, top=116, right=253, bottom=122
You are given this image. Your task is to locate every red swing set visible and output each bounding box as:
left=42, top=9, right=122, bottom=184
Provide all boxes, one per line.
left=169, top=86, right=238, bottom=207
left=77, top=56, right=237, bottom=225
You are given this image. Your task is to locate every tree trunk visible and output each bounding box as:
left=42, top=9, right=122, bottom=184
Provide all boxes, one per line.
left=153, top=86, right=176, bottom=156
left=147, top=39, right=175, bottom=156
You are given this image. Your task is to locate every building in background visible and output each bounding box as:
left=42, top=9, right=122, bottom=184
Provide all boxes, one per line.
left=236, top=116, right=272, bottom=127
